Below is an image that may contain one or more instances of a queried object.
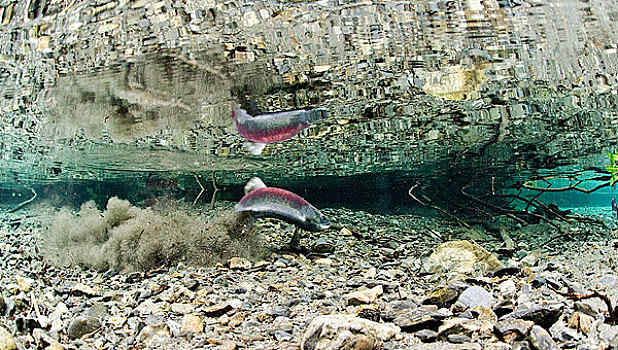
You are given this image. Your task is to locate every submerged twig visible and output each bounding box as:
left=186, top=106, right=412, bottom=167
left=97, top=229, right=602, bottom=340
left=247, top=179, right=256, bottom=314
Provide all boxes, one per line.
left=211, top=172, right=219, bottom=209
left=408, top=183, right=470, bottom=230
left=193, top=175, right=205, bottom=205
left=552, top=287, right=618, bottom=325
left=9, top=185, right=37, bottom=213
left=522, top=176, right=611, bottom=194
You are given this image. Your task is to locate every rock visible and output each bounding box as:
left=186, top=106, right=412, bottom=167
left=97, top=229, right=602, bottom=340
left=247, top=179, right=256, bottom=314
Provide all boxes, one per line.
left=0, top=326, right=17, bottom=350
left=405, top=343, right=482, bottom=350
left=314, top=237, right=334, bottom=253
left=393, top=308, right=452, bottom=332
left=415, top=329, right=438, bottom=342
left=423, top=285, right=461, bottom=308
left=204, top=304, right=234, bottom=317
left=382, top=300, right=417, bottom=320
left=495, top=319, right=534, bottom=343
left=548, top=321, right=581, bottom=343
left=275, top=330, right=294, bottom=341
left=340, top=228, right=353, bottom=236
left=528, top=325, right=557, bottom=350
left=497, top=280, right=517, bottom=297
left=181, top=314, right=203, bottom=333
left=137, top=323, right=171, bottom=347
left=447, top=334, right=473, bottom=343
left=493, top=267, right=520, bottom=277
left=314, top=258, right=333, bottom=266
left=32, top=328, right=57, bottom=348
left=356, top=305, right=381, bottom=322
left=520, top=252, right=541, bottom=268
left=171, top=303, right=195, bottom=315
left=439, top=318, right=482, bottom=339
left=67, top=316, right=101, bottom=340
left=346, top=285, right=383, bottom=306
left=45, top=344, right=65, bottom=350
left=86, top=303, right=108, bottom=318
left=300, top=314, right=400, bottom=350
left=15, top=275, right=34, bottom=292
left=109, top=315, right=127, bottom=328
left=598, top=323, right=618, bottom=343
left=499, top=304, right=563, bottom=329
left=207, top=338, right=237, bottom=350
left=228, top=257, right=252, bottom=270
left=135, top=300, right=170, bottom=316
left=70, top=282, right=99, bottom=297
left=423, top=240, right=502, bottom=275
left=567, top=311, right=594, bottom=333
left=228, top=312, right=246, bottom=328
left=457, top=286, right=494, bottom=308
left=574, top=301, right=598, bottom=317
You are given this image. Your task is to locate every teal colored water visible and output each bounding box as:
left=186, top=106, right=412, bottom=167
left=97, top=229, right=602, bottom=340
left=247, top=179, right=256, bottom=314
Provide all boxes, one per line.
left=0, top=0, right=617, bottom=222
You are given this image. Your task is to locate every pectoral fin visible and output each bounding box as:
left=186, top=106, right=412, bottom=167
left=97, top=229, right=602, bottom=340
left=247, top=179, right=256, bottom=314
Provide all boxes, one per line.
left=245, top=142, right=267, bottom=155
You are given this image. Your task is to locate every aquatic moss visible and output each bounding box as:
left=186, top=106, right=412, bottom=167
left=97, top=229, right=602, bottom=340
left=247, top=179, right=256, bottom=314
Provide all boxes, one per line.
left=39, top=197, right=263, bottom=272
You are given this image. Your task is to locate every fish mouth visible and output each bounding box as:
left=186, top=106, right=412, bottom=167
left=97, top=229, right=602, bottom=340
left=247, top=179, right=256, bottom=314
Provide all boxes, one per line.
left=315, top=220, right=331, bottom=230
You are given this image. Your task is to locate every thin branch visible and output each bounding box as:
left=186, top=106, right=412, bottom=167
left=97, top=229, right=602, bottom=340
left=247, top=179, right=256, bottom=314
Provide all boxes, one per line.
left=210, top=172, right=219, bottom=209
left=522, top=180, right=610, bottom=194
left=408, top=184, right=470, bottom=230
left=552, top=287, right=617, bottom=325
left=460, top=185, right=530, bottom=226
left=193, top=175, right=205, bottom=205
left=9, top=185, right=37, bottom=213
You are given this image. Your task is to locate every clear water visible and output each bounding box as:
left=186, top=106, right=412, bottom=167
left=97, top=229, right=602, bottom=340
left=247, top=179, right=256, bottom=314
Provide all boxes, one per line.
left=1, top=0, right=618, bottom=218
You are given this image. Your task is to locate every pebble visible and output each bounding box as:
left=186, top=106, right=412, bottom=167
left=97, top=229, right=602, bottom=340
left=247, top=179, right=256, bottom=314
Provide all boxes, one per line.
left=171, top=303, right=195, bottom=315
left=423, top=240, right=502, bottom=275
left=137, top=323, right=171, bottom=347
left=499, top=304, right=563, bottom=329
left=181, top=314, right=204, bottom=334
left=457, top=286, right=495, bottom=308
left=314, top=258, right=333, bottom=266
left=346, top=285, right=383, bottom=305
left=301, top=314, right=400, bottom=350
left=340, top=228, right=353, bottom=236
left=204, top=304, right=234, bottom=317
left=528, top=325, right=558, bottom=350
left=67, top=316, right=101, bottom=340
left=0, top=327, right=17, bottom=350
left=228, top=257, right=252, bottom=270
left=416, top=329, right=438, bottom=342
left=1, top=205, right=616, bottom=350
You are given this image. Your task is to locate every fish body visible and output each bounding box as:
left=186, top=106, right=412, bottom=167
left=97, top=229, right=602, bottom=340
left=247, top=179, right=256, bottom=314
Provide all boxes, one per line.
left=231, top=108, right=327, bottom=143
left=235, top=187, right=330, bottom=231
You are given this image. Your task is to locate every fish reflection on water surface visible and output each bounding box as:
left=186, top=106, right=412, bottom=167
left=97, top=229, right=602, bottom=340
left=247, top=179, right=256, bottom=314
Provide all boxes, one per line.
left=231, top=107, right=328, bottom=155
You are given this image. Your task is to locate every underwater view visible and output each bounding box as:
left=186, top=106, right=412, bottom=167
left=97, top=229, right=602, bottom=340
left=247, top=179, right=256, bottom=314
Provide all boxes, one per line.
left=1, top=0, right=618, bottom=349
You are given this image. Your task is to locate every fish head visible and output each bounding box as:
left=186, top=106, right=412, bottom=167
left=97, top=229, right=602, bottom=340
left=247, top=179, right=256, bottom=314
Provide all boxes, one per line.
left=301, top=206, right=331, bottom=231
left=304, top=108, right=329, bottom=124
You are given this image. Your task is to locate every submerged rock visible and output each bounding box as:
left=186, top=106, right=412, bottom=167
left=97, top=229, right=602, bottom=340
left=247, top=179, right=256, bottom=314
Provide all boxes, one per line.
left=137, top=323, right=171, bottom=347
left=499, top=304, right=563, bottom=329
left=495, top=319, right=534, bottom=343
left=181, top=314, right=203, bottom=334
left=346, top=285, right=383, bottom=306
left=457, top=286, right=495, bottom=308
left=423, top=240, right=502, bottom=275
left=528, top=325, right=558, bottom=350
left=0, top=326, right=17, bottom=350
left=300, top=314, right=400, bottom=350
left=67, top=316, right=101, bottom=340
